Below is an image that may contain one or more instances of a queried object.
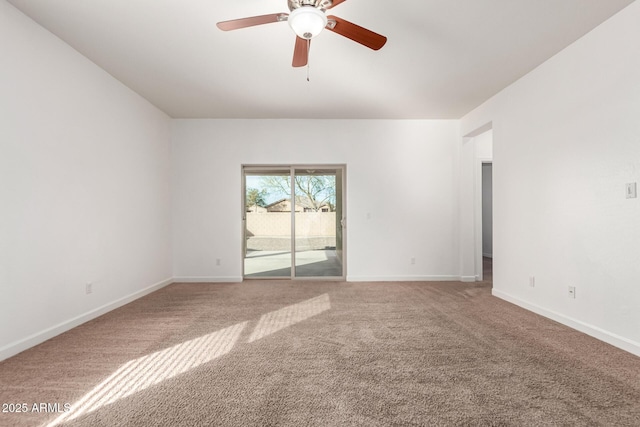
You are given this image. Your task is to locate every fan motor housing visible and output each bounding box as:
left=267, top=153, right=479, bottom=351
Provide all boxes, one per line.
left=288, top=0, right=333, bottom=12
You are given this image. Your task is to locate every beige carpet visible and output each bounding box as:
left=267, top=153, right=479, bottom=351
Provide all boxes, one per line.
left=1, top=277, right=639, bottom=426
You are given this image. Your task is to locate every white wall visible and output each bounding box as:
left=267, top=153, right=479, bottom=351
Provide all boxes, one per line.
left=171, top=120, right=461, bottom=282
left=461, top=1, right=640, bottom=355
left=0, top=1, right=173, bottom=361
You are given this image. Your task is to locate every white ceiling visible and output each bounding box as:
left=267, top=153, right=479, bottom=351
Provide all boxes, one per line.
left=7, top=0, right=635, bottom=119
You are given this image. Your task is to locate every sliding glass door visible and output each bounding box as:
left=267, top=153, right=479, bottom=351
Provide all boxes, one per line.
left=244, top=169, right=292, bottom=278
left=293, top=168, right=342, bottom=277
left=243, top=166, right=345, bottom=279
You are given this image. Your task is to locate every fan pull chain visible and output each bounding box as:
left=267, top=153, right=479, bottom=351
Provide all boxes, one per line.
left=307, top=39, right=311, bottom=82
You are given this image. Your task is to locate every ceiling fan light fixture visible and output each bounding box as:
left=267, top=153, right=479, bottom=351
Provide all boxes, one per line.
left=288, top=6, right=327, bottom=39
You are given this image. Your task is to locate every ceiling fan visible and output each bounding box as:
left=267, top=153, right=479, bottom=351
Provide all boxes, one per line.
left=216, top=0, right=387, bottom=67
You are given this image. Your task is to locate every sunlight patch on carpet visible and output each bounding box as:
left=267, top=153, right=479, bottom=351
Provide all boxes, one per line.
left=45, top=321, right=247, bottom=426
left=44, top=293, right=332, bottom=426
left=248, top=293, right=331, bottom=343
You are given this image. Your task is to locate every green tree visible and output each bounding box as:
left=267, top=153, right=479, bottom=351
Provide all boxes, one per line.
left=246, top=188, right=267, bottom=212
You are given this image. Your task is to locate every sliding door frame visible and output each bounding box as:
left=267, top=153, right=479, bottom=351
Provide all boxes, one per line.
left=242, top=164, right=346, bottom=281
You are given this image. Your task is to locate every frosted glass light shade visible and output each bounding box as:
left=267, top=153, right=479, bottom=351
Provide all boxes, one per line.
left=288, top=6, right=327, bottom=39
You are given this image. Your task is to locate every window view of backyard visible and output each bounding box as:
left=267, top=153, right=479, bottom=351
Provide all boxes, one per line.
left=244, top=168, right=343, bottom=278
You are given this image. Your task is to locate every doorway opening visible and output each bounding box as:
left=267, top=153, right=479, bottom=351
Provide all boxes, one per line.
left=468, top=126, right=492, bottom=283
left=481, top=162, right=493, bottom=283
left=242, top=165, right=345, bottom=280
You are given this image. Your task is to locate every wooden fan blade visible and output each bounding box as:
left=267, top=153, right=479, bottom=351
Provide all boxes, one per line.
left=216, top=13, right=286, bottom=31
left=327, top=0, right=347, bottom=8
left=293, top=37, right=310, bottom=67
left=326, top=15, right=387, bottom=50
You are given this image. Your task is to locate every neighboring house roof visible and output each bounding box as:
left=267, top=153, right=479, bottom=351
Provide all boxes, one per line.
left=265, top=198, right=289, bottom=209
left=265, top=197, right=331, bottom=211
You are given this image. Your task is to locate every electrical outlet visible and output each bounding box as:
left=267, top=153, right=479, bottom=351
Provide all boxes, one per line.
left=529, top=276, right=535, bottom=288
left=86, top=282, right=93, bottom=294
left=410, top=257, right=415, bottom=265
left=216, top=258, right=221, bottom=266
left=568, top=286, right=576, bottom=299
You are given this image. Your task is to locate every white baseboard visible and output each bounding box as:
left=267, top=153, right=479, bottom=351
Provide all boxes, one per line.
left=173, top=276, right=243, bottom=283
left=492, top=289, right=640, bottom=357
left=460, top=275, right=477, bottom=283
left=347, top=275, right=461, bottom=282
left=0, top=277, right=174, bottom=362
